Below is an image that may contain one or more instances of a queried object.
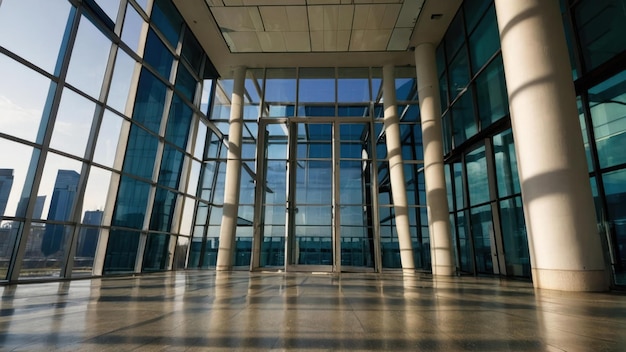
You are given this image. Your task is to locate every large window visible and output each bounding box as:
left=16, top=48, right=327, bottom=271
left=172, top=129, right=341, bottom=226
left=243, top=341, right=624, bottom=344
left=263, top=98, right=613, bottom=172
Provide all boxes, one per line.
left=0, top=0, right=217, bottom=280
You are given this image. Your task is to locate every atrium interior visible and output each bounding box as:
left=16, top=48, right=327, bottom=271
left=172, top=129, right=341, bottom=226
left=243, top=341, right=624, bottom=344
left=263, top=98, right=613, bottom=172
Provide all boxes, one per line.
left=1, top=0, right=626, bottom=349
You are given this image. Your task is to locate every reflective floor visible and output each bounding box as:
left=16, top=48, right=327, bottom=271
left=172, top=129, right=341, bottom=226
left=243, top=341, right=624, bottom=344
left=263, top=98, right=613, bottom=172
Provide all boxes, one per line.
left=1, top=271, right=626, bottom=351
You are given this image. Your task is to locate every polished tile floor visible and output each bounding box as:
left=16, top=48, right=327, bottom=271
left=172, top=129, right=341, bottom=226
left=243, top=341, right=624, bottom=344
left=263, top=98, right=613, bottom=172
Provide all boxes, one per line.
left=1, top=271, right=625, bottom=351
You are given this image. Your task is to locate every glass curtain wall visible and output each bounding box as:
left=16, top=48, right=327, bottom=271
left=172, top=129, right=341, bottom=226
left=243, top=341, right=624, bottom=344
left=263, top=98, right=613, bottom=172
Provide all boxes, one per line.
left=0, top=0, right=217, bottom=281
left=437, top=0, right=529, bottom=277
left=373, top=67, right=429, bottom=270
left=193, top=67, right=427, bottom=272
left=438, top=0, right=626, bottom=284
left=564, top=0, right=626, bottom=285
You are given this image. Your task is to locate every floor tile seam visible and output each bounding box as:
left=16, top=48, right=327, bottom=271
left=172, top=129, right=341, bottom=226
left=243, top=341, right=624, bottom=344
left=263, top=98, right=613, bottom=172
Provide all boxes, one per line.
left=535, top=318, right=626, bottom=340
left=75, top=310, right=179, bottom=344
left=0, top=307, right=89, bottom=324
left=531, top=307, right=626, bottom=324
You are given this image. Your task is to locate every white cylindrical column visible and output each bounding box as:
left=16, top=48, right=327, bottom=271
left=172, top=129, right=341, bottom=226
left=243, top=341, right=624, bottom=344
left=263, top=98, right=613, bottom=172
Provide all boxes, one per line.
left=414, top=43, right=455, bottom=276
left=382, top=64, right=415, bottom=271
left=216, top=66, right=246, bottom=271
left=495, top=0, right=607, bottom=291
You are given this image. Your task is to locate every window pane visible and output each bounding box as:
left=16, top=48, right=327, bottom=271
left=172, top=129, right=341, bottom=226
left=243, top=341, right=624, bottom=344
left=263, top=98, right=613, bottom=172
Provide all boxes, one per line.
left=72, top=225, right=101, bottom=276
left=339, top=161, right=367, bottom=205
left=94, top=0, right=120, bottom=22
left=299, top=68, right=335, bottom=103
left=469, top=5, right=499, bottom=74
left=165, top=94, right=193, bottom=148
left=93, top=110, right=126, bottom=169
left=20, top=223, right=74, bottom=278
left=150, top=188, right=177, bottom=232
left=104, top=229, right=140, bottom=273
left=603, top=169, right=626, bottom=273
left=395, top=67, right=417, bottom=101
left=132, top=69, right=167, bottom=134
left=121, top=3, right=145, bottom=54
left=0, top=0, right=71, bottom=74
left=143, top=233, right=171, bottom=270
left=451, top=90, right=477, bottom=146
left=112, top=176, right=150, bottom=229
left=107, top=49, right=137, bottom=114
left=475, top=55, right=508, bottom=129
left=470, top=204, right=493, bottom=274
left=187, top=160, right=201, bottom=197
left=456, top=210, right=472, bottom=272
left=295, top=161, right=332, bottom=204
left=264, top=69, right=296, bottom=117
left=175, top=65, right=197, bottom=102
left=65, top=16, right=111, bottom=99
left=448, top=46, right=470, bottom=100
left=453, top=162, right=464, bottom=209
left=37, top=153, right=82, bottom=221
left=589, top=70, right=626, bottom=169
left=0, top=138, right=37, bottom=217
left=194, top=121, right=207, bottom=159
left=158, top=145, right=184, bottom=189
left=49, top=88, right=96, bottom=157
left=81, top=166, right=111, bottom=222
left=439, top=73, right=449, bottom=113
left=0, top=220, right=20, bottom=279
left=338, top=68, right=370, bottom=102
left=466, top=145, right=489, bottom=206
left=0, top=55, right=55, bottom=143
left=575, top=0, right=626, bottom=71
left=179, top=197, right=195, bottom=236
left=182, top=30, right=203, bottom=74
left=500, top=196, right=530, bottom=277
left=493, top=129, right=521, bottom=198
left=123, top=125, right=159, bottom=179
left=144, top=29, right=173, bottom=80
left=151, top=0, right=183, bottom=47
left=445, top=11, right=465, bottom=60
left=464, top=0, right=492, bottom=33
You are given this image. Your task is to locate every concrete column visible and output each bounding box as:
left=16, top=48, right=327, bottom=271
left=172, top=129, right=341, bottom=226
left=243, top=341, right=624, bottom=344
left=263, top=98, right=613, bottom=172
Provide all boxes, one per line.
left=414, top=43, right=455, bottom=276
left=494, top=0, right=608, bottom=291
left=382, top=64, right=415, bottom=271
left=216, top=66, right=246, bottom=271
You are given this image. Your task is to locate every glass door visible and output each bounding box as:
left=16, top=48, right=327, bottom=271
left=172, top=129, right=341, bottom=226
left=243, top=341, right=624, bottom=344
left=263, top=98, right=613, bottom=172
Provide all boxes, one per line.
left=287, top=123, right=334, bottom=269
left=256, top=120, right=378, bottom=272
left=337, top=123, right=376, bottom=270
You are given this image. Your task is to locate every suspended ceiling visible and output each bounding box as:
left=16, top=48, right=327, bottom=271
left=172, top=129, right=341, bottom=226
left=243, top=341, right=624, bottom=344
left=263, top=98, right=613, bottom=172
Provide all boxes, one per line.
left=173, top=0, right=462, bottom=77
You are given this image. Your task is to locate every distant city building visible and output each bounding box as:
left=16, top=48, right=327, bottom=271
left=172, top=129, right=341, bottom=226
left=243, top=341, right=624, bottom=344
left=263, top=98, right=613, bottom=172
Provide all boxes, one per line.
left=77, top=210, right=103, bottom=257
left=41, top=170, right=80, bottom=256
left=16, top=195, right=46, bottom=220
left=0, top=169, right=13, bottom=217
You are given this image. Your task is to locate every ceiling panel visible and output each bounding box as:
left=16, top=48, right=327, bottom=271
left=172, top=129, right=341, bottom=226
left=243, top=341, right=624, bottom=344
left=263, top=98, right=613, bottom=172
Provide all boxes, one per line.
left=310, top=31, right=324, bottom=51
left=396, top=0, right=425, bottom=28
left=387, top=27, right=412, bottom=50
left=380, top=4, right=402, bottom=29
left=226, top=31, right=262, bottom=52
left=286, top=6, right=309, bottom=31
left=307, top=6, right=324, bottom=31
left=350, top=29, right=391, bottom=51
left=212, top=7, right=263, bottom=32
left=283, top=31, right=311, bottom=52
left=336, top=30, right=351, bottom=51
left=207, top=0, right=424, bottom=53
left=257, top=31, right=287, bottom=52
left=259, top=6, right=289, bottom=31
left=337, top=5, right=354, bottom=31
